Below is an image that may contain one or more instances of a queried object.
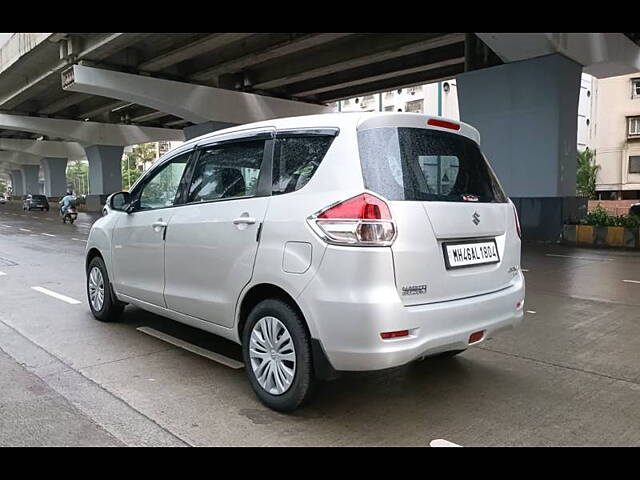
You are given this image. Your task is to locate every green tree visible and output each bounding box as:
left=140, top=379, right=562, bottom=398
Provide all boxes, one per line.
left=0, top=178, right=7, bottom=196
left=122, top=143, right=157, bottom=190
left=577, top=148, right=600, bottom=199
left=67, top=159, right=89, bottom=195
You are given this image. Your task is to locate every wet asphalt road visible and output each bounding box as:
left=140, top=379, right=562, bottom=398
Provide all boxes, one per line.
left=0, top=202, right=639, bottom=446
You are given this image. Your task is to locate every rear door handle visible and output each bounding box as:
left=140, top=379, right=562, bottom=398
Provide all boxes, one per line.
left=152, top=221, right=168, bottom=230
left=232, top=217, right=256, bottom=225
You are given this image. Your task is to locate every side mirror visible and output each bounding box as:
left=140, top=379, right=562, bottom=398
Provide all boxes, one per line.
left=110, top=191, right=131, bottom=213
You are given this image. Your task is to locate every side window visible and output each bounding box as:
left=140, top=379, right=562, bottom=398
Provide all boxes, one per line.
left=187, top=140, right=264, bottom=203
left=138, top=153, right=189, bottom=210
left=272, top=135, right=334, bottom=195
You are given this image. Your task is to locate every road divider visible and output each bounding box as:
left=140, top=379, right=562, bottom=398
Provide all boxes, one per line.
left=31, top=286, right=82, bottom=305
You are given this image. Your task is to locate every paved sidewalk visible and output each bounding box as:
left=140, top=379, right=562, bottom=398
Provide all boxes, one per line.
left=0, top=348, right=123, bottom=447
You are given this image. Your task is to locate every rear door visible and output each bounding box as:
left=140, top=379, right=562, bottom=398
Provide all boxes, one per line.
left=163, top=129, right=273, bottom=327
left=358, top=123, right=517, bottom=306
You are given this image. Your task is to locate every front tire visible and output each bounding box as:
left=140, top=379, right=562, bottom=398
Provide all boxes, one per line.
left=242, top=299, right=315, bottom=412
left=87, top=256, right=124, bottom=322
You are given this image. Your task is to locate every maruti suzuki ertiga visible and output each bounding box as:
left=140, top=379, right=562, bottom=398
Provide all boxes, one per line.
left=86, top=112, right=525, bottom=411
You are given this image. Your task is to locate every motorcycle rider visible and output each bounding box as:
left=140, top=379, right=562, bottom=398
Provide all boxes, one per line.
left=59, top=189, right=77, bottom=216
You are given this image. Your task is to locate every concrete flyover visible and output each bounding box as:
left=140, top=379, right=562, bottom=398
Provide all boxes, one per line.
left=1, top=32, right=640, bottom=234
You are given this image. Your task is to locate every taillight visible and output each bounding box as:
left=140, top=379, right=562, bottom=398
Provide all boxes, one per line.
left=307, top=193, right=396, bottom=246
left=512, top=203, right=521, bottom=239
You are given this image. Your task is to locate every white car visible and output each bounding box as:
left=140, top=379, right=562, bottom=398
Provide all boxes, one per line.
left=85, top=112, right=525, bottom=411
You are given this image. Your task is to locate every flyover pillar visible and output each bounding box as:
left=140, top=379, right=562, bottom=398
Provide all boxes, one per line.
left=41, top=157, right=68, bottom=197
left=10, top=170, right=23, bottom=197
left=457, top=53, right=585, bottom=241
left=84, top=145, right=124, bottom=211
left=20, top=164, right=40, bottom=196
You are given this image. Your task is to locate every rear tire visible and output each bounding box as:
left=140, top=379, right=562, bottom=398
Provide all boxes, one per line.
left=87, top=256, right=124, bottom=322
left=242, top=299, right=315, bottom=412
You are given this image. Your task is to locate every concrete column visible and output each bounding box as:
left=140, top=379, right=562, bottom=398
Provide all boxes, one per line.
left=40, top=157, right=69, bottom=197
left=20, top=164, right=40, bottom=196
left=84, top=145, right=124, bottom=211
left=10, top=170, right=23, bottom=196
left=457, top=54, right=585, bottom=241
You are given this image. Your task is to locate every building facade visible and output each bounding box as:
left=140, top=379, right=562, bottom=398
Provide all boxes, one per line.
left=591, top=73, right=640, bottom=199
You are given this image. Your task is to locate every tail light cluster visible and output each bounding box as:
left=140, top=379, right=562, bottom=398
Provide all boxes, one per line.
left=307, top=193, right=397, bottom=246
left=512, top=203, right=522, bottom=239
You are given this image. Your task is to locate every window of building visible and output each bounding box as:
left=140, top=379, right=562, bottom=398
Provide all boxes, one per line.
left=384, top=105, right=394, bottom=112
left=407, top=86, right=422, bottom=96
left=630, top=156, right=640, bottom=174
left=633, top=79, right=640, bottom=99
left=405, top=99, right=424, bottom=113
left=629, top=117, right=640, bottom=136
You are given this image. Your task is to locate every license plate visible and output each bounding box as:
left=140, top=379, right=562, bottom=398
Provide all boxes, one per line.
left=443, top=239, right=500, bottom=269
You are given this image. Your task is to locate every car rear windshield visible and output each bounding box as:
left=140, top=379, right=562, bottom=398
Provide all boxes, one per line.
left=358, top=127, right=507, bottom=203
left=32, top=195, right=47, bottom=201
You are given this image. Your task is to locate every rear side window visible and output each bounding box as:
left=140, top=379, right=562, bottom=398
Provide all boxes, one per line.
left=272, top=136, right=334, bottom=195
left=358, top=127, right=507, bottom=203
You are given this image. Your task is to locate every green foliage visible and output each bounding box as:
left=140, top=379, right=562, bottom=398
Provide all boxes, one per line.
left=0, top=178, right=7, bottom=194
left=581, top=205, right=640, bottom=229
left=577, top=149, right=600, bottom=199
left=67, top=159, right=89, bottom=195
left=122, top=143, right=158, bottom=190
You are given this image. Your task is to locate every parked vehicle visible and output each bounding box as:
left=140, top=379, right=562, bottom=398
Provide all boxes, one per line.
left=23, top=194, right=49, bottom=211
left=630, top=203, right=640, bottom=217
left=61, top=205, right=78, bottom=224
left=85, top=113, right=525, bottom=411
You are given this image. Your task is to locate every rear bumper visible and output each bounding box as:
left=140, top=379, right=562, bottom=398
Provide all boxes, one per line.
left=304, top=270, right=525, bottom=372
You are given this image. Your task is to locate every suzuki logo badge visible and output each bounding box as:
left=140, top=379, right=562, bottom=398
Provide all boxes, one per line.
left=472, top=212, right=480, bottom=225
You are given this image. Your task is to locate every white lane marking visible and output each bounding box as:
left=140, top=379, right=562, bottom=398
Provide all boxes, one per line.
left=136, top=326, right=244, bottom=369
left=521, top=268, right=529, bottom=272
left=0, top=271, right=6, bottom=276
left=526, top=310, right=537, bottom=314
left=19, top=215, right=27, bottom=217
left=41, top=233, right=55, bottom=237
left=430, top=439, right=462, bottom=447
left=19, top=228, right=31, bottom=232
left=623, top=279, right=640, bottom=284
left=72, top=238, right=87, bottom=242
left=546, top=254, right=614, bottom=261
left=1, top=224, right=11, bottom=228
left=31, top=286, right=82, bottom=305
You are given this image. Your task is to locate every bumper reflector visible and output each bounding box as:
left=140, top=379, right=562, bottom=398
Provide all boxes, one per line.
left=469, top=330, right=485, bottom=344
left=381, top=330, right=409, bottom=339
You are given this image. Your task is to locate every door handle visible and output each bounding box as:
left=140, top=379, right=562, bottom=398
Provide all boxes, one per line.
left=232, top=217, right=256, bottom=225
left=152, top=221, right=168, bottom=231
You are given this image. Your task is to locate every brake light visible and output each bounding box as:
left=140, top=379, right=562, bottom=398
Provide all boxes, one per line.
left=308, top=193, right=396, bottom=246
left=427, top=118, right=461, bottom=131
left=512, top=203, right=521, bottom=239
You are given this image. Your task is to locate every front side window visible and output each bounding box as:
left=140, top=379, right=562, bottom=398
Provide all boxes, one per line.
left=138, top=153, right=189, bottom=210
left=630, top=156, right=640, bottom=174
left=187, top=140, right=264, bottom=203
left=272, top=135, right=334, bottom=195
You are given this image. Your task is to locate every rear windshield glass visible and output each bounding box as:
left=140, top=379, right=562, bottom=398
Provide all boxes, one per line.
left=32, top=195, right=47, bottom=200
left=358, top=127, right=507, bottom=203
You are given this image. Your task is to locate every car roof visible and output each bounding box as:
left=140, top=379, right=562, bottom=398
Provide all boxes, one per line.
left=181, top=112, right=481, bottom=148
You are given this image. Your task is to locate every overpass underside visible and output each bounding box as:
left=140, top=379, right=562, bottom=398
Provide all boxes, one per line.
left=1, top=32, right=639, bottom=240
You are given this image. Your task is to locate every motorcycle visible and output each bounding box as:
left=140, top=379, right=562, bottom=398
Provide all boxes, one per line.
left=61, top=205, right=78, bottom=224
